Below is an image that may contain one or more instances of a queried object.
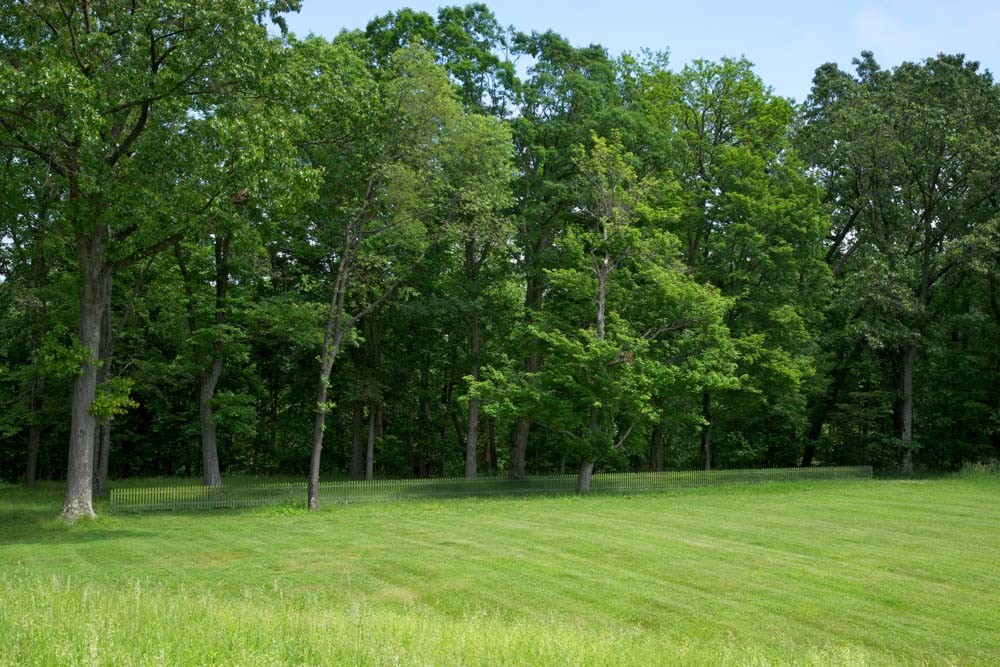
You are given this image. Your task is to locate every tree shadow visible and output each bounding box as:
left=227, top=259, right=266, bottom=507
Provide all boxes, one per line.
left=0, top=489, right=156, bottom=546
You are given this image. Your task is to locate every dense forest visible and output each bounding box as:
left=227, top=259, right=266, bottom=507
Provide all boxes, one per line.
left=1, top=1, right=999, bottom=519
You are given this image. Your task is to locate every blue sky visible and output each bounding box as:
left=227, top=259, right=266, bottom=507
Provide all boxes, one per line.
left=281, top=1, right=1000, bottom=102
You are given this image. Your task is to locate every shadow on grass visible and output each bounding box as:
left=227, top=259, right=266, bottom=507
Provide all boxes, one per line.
left=0, top=484, right=156, bottom=546
left=1, top=523, right=156, bottom=546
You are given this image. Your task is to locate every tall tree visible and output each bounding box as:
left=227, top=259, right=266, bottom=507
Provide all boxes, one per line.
left=639, top=56, right=828, bottom=469
left=800, top=53, right=1000, bottom=472
left=0, top=0, right=300, bottom=520
left=299, top=42, right=512, bottom=508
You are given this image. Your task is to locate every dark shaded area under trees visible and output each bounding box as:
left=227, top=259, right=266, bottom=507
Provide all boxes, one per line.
left=2, top=3, right=999, bottom=517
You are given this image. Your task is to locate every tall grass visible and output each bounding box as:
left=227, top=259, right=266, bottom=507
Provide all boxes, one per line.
left=961, top=459, right=1000, bottom=475
left=0, top=577, right=884, bottom=667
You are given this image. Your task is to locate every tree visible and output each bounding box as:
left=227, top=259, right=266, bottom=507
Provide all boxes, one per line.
left=298, top=42, right=512, bottom=509
left=475, top=133, right=731, bottom=491
left=1, top=0, right=304, bottom=519
left=639, top=56, right=828, bottom=469
left=503, top=31, right=636, bottom=478
left=799, top=53, right=1000, bottom=472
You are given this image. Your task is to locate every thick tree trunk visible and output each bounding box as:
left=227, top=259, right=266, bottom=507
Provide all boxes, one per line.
left=650, top=420, right=665, bottom=472
left=350, top=400, right=365, bottom=480
left=465, top=310, right=480, bottom=479
left=576, top=460, right=594, bottom=494
left=899, top=343, right=916, bottom=475
left=199, top=357, right=224, bottom=487
left=93, top=273, right=114, bottom=497
left=365, top=406, right=376, bottom=480
left=63, top=232, right=109, bottom=522
left=200, top=236, right=230, bottom=487
left=700, top=390, right=713, bottom=471
left=511, top=417, right=530, bottom=479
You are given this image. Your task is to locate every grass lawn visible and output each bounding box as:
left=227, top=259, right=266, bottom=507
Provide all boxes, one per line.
left=1, top=476, right=999, bottom=665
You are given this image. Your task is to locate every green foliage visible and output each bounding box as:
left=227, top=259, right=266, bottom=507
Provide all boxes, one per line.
left=90, top=377, right=138, bottom=423
left=1, top=6, right=998, bottom=486
left=34, top=325, right=89, bottom=380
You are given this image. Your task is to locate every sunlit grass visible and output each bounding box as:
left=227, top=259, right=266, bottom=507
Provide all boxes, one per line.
left=2, top=476, right=999, bottom=665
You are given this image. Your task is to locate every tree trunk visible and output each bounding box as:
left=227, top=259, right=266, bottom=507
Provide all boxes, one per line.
left=365, top=405, right=376, bottom=480
left=93, top=272, right=114, bottom=497
left=511, top=417, right=530, bottom=479
left=485, top=416, right=497, bottom=475
left=63, top=232, right=109, bottom=522
left=350, top=400, right=365, bottom=480
left=700, top=390, right=713, bottom=471
left=899, top=343, right=916, bottom=475
left=465, top=309, right=480, bottom=479
left=199, top=357, right=224, bottom=487
left=650, top=420, right=665, bottom=472
left=96, top=422, right=111, bottom=496
left=802, top=360, right=851, bottom=467
left=174, top=235, right=228, bottom=488
left=576, top=460, right=594, bottom=494
left=576, top=251, right=609, bottom=494
left=510, top=276, right=543, bottom=480
left=24, top=371, right=44, bottom=487
left=25, top=238, right=46, bottom=489
left=307, top=374, right=329, bottom=511
left=308, top=306, right=345, bottom=510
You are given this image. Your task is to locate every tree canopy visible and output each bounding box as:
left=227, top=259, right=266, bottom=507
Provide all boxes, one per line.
left=2, top=4, right=999, bottom=517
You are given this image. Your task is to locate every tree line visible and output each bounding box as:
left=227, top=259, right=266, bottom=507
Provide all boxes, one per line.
left=2, top=2, right=999, bottom=519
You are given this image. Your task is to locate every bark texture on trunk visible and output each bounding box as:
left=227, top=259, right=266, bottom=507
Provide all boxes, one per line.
left=307, top=234, right=354, bottom=510
left=510, top=417, right=530, bottom=479
left=95, top=422, right=111, bottom=496
left=576, top=460, right=594, bottom=494
left=175, top=236, right=228, bottom=488
left=650, top=420, right=665, bottom=472
left=199, top=357, right=224, bottom=487
left=93, top=273, right=114, bottom=497
left=63, top=231, right=109, bottom=522
left=307, top=377, right=328, bottom=511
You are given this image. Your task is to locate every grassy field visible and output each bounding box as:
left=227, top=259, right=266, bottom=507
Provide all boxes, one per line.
left=1, top=476, right=999, bottom=666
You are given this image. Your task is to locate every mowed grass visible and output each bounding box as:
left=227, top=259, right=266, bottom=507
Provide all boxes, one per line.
left=2, top=477, right=999, bottom=666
